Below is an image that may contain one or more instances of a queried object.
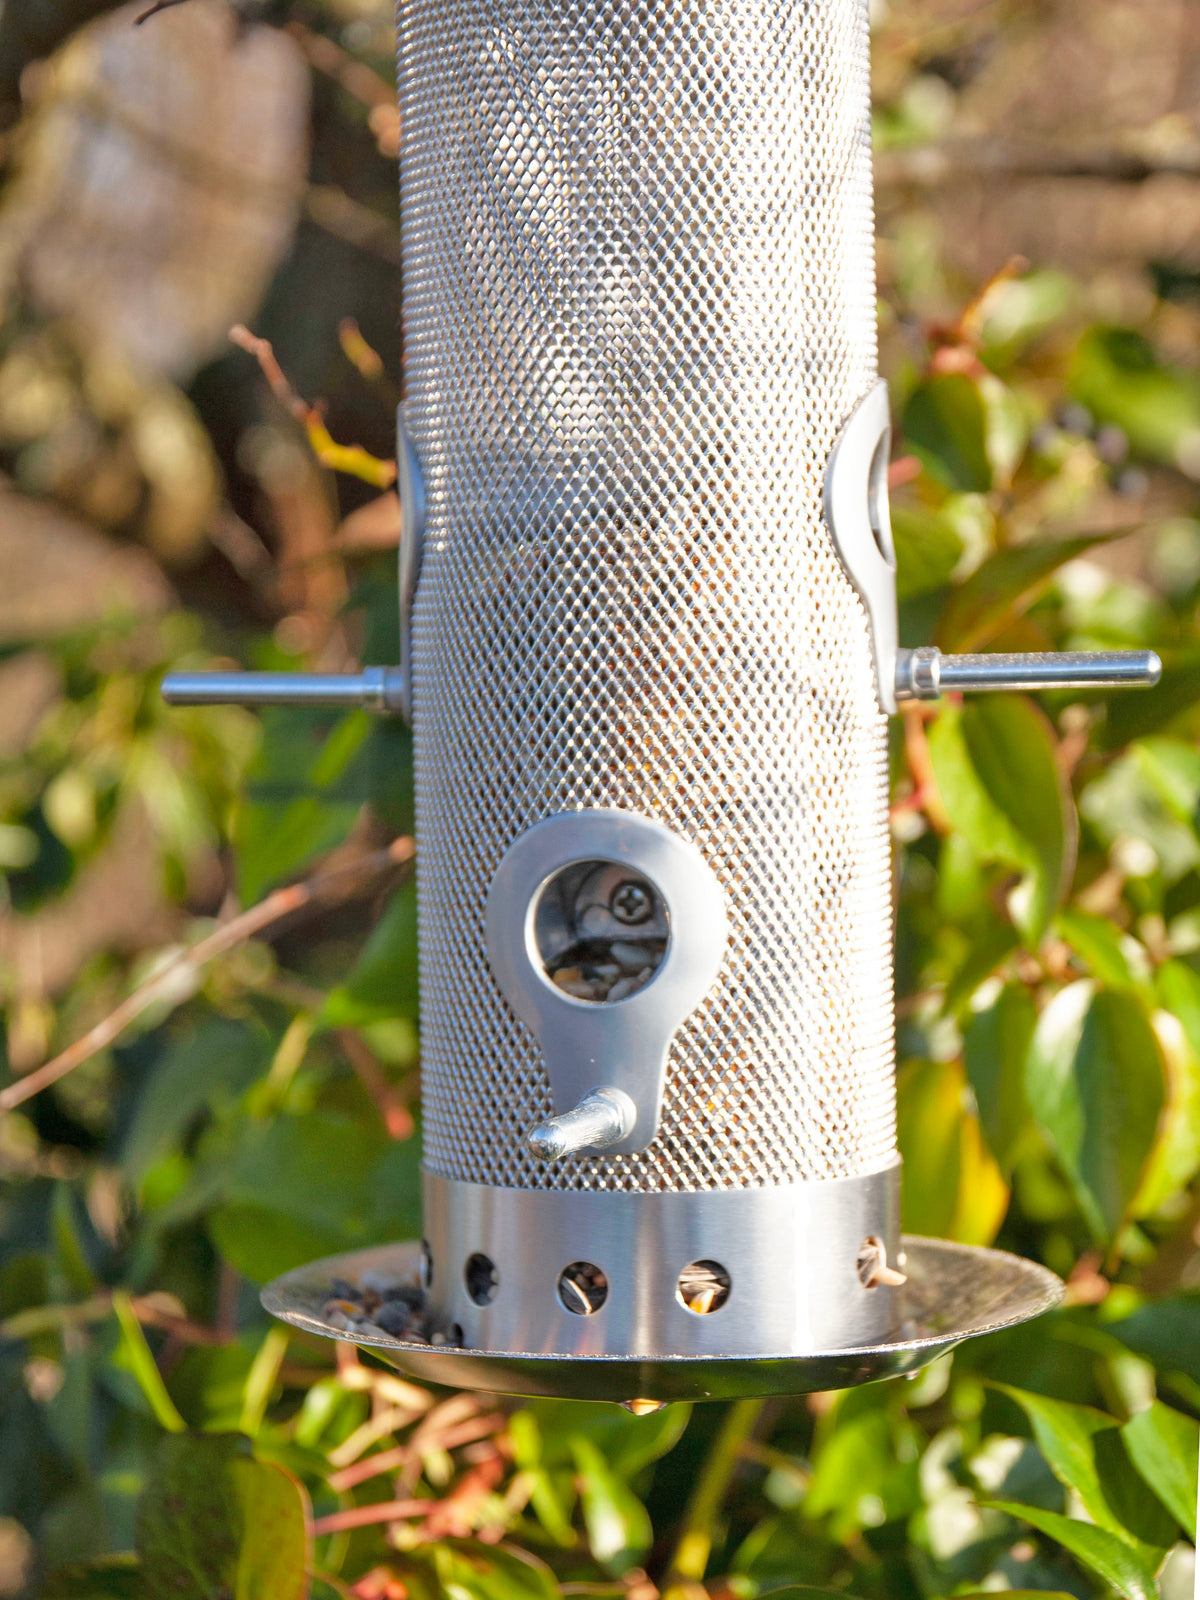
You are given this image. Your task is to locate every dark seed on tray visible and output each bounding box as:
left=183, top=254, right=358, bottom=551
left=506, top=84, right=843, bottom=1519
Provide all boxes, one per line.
left=374, top=1299, right=413, bottom=1337
left=381, top=1285, right=425, bottom=1308
left=320, top=1274, right=463, bottom=1346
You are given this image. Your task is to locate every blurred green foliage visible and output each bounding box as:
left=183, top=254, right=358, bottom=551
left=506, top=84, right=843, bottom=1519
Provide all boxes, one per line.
left=1, top=2, right=1200, bottom=1598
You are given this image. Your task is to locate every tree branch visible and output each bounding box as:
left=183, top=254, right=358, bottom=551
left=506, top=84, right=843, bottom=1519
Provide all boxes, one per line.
left=877, top=136, right=1200, bottom=191
left=0, top=835, right=415, bottom=1115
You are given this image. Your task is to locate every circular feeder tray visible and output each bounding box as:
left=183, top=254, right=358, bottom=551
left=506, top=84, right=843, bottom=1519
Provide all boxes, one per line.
left=262, top=1235, right=1062, bottom=1404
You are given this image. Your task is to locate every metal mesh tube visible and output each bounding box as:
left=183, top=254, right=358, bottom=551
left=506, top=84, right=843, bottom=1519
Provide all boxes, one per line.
left=399, top=0, right=895, bottom=1193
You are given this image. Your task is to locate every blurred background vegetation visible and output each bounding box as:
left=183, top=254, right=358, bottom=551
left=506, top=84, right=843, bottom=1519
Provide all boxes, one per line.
left=1, top=0, right=1200, bottom=1596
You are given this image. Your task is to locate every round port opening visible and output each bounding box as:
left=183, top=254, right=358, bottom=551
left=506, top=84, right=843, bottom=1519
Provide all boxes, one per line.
left=533, top=859, right=669, bottom=1004
left=558, top=1261, right=609, bottom=1315
left=677, top=1259, right=731, bottom=1314
left=465, top=1252, right=498, bottom=1306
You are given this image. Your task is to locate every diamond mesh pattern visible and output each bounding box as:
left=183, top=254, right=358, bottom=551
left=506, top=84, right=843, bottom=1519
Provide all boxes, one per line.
left=398, top=0, right=896, bottom=1191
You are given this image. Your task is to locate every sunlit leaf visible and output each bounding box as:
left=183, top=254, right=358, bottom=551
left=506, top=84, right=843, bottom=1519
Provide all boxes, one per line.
left=937, top=534, right=1107, bottom=653
left=987, top=1501, right=1160, bottom=1600
left=112, top=1290, right=186, bottom=1434
left=1131, top=1001, right=1200, bottom=1215
left=897, top=1059, right=1009, bottom=1244
left=1026, top=983, right=1166, bottom=1243
left=569, top=1436, right=652, bottom=1575
left=418, top=1542, right=560, bottom=1600
left=1121, top=1400, right=1199, bottom=1539
left=1055, top=908, right=1145, bottom=994
left=928, top=698, right=1075, bottom=944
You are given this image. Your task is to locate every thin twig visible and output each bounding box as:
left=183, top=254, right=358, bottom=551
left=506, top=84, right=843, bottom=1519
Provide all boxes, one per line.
left=0, top=836, right=414, bottom=1115
left=329, top=1414, right=506, bottom=1493
left=1, top=1289, right=229, bottom=1347
left=311, top=1499, right=435, bottom=1537
left=230, top=324, right=397, bottom=487
left=135, top=0, right=193, bottom=23
left=337, top=1029, right=414, bottom=1140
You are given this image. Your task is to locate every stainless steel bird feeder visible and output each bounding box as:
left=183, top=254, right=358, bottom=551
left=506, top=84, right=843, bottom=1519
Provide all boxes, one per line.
left=167, top=0, right=1162, bottom=1402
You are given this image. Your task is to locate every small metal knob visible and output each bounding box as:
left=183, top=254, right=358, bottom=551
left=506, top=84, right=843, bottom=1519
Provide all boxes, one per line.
left=609, top=880, right=653, bottom=926
left=525, top=1088, right=637, bottom=1161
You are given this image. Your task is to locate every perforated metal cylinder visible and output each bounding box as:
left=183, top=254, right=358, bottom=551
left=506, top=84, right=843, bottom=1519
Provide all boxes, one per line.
left=399, top=0, right=898, bottom=1352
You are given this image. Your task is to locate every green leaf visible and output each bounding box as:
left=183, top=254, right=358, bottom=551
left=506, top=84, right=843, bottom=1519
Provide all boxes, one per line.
left=963, top=982, right=1036, bottom=1174
left=525, top=1398, right=690, bottom=1479
left=892, top=505, right=963, bottom=600
left=937, top=533, right=1106, bottom=653
left=803, top=1393, right=922, bottom=1537
left=898, top=1059, right=1009, bottom=1244
left=112, top=1290, right=186, bottom=1433
left=1132, top=999, right=1200, bottom=1214
left=1055, top=908, right=1144, bottom=994
left=1110, top=1293, right=1200, bottom=1386
left=903, top=373, right=992, bottom=492
left=136, top=1434, right=310, bottom=1600
left=1026, top=983, right=1167, bottom=1243
left=950, top=1594, right=1075, bottom=1600
left=758, top=1591, right=869, bottom=1600
left=52, top=1181, right=96, bottom=1297
left=122, top=1018, right=275, bottom=1182
left=928, top=698, right=1075, bottom=943
left=1080, top=746, right=1200, bottom=884
left=987, top=1501, right=1160, bottom=1600
left=569, top=1435, right=653, bottom=1575
left=992, top=1386, right=1128, bottom=1538
left=1137, top=738, right=1200, bottom=828
left=43, top=1557, right=147, bottom=1599
left=235, top=708, right=372, bottom=903
left=206, top=1112, right=394, bottom=1282
left=324, top=881, right=419, bottom=1026
left=418, top=1542, right=560, bottom=1600
left=1071, top=326, right=1200, bottom=467
left=1121, top=1401, right=1200, bottom=1539
left=1105, top=649, right=1200, bottom=748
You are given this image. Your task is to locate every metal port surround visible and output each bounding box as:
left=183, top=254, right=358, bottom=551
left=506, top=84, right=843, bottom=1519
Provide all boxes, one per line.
left=419, top=1164, right=902, bottom=1359
left=262, top=1233, right=1063, bottom=1404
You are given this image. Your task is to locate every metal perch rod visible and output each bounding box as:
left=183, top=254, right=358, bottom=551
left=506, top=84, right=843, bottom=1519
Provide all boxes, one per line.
left=163, top=649, right=1160, bottom=715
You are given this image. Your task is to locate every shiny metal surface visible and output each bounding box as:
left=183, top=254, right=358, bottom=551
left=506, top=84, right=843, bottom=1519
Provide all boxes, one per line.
left=824, top=382, right=898, bottom=712
left=402, top=0, right=896, bottom=1198
left=895, top=647, right=1162, bottom=701
left=160, top=668, right=407, bottom=712
left=262, top=1235, right=1063, bottom=1402
left=484, top=811, right=727, bottom=1155
left=526, top=1089, right=636, bottom=1161
left=422, top=1167, right=901, bottom=1357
